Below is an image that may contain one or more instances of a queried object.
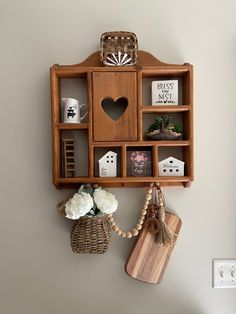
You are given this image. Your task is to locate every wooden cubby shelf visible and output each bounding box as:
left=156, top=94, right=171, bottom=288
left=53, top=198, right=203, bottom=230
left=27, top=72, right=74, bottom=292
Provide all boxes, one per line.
left=57, top=176, right=191, bottom=188
left=50, top=50, right=194, bottom=189
left=57, top=123, right=89, bottom=130
left=91, top=141, right=190, bottom=146
left=142, top=105, right=190, bottom=113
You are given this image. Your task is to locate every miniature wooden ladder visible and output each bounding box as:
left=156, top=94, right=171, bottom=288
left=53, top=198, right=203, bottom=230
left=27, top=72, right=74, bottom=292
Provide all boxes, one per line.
left=62, top=139, right=76, bottom=178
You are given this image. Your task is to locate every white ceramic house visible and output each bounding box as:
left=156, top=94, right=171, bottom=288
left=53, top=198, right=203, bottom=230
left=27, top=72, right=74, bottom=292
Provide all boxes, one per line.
left=99, top=151, right=117, bottom=177
left=158, top=156, right=184, bottom=176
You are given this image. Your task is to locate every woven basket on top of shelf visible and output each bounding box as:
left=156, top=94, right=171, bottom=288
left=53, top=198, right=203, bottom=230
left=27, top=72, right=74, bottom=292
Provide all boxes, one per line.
left=100, top=31, right=138, bottom=66
left=70, top=215, right=111, bottom=254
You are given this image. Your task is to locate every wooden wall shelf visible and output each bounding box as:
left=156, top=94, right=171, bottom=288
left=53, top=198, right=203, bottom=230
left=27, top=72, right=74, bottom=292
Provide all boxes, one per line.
left=50, top=51, right=194, bottom=189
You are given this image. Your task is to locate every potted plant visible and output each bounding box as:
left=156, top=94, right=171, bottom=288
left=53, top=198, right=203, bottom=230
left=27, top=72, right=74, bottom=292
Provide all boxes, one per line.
left=145, top=115, right=182, bottom=140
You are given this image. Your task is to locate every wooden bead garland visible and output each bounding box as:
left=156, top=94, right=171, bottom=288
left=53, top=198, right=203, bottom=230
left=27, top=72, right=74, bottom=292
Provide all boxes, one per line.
left=108, top=183, right=154, bottom=238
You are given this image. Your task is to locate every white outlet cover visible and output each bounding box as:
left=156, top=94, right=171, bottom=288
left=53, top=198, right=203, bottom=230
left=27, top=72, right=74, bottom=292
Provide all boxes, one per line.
left=213, top=259, right=236, bottom=288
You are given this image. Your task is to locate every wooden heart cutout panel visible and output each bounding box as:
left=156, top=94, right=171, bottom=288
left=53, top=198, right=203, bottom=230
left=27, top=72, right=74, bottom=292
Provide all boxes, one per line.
left=101, top=97, right=128, bottom=121
left=92, top=72, right=137, bottom=141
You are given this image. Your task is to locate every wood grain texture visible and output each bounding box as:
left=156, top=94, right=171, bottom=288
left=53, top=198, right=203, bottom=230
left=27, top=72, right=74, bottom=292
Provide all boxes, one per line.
left=57, top=182, right=186, bottom=189
left=87, top=72, right=94, bottom=178
left=51, top=51, right=168, bottom=71
left=125, top=212, right=182, bottom=284
left=50, top=51, right=194, bottom=188
left=92, top=141, right=190, bottom=146
left=92, top=72, right=137, bottom=141
left=57, top=123, right=88, bottom=130
left=122, top=145, right=127, bottom=177
left=137, top=71, right=143, bottom=141
left=152, top=145, right=158, bottom=177
left=57, top=176, right=190, bottom=184
left=50, top=68, right=61, bottom=186
left=142, top=105, right=190, bottom=113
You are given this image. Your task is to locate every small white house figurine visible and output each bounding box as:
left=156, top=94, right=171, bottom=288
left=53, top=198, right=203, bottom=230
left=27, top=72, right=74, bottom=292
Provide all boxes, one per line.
left=99, top=151, right=117, bottom=177
left=152, top=80, right=178, bottom=105
left=158, top=156, right=184, bottom=176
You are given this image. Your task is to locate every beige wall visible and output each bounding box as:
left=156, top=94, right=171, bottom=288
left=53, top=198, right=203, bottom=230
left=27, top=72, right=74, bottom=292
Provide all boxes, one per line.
left=1, top=0, right=236, bottom=313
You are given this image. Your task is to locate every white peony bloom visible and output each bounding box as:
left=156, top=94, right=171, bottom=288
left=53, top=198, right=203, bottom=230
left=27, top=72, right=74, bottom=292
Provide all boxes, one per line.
left=93, top=188, right=118, bottom=214
left=65, top=192, right=93, bottom=220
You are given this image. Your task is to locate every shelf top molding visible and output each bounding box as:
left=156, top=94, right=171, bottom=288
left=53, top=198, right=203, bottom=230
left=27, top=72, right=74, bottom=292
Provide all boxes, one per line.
left=51, top=51, right=193, bottom=77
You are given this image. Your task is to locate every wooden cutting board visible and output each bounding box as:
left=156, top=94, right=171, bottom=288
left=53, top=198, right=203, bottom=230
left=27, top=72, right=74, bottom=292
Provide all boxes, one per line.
left=125, top=212, right=182, bottom=284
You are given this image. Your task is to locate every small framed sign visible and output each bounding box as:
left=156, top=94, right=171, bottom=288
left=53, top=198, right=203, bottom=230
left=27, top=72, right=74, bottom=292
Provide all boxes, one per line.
left=127, top=151, right=152, bottom=177
left=152, top=80, right=178, bottom=105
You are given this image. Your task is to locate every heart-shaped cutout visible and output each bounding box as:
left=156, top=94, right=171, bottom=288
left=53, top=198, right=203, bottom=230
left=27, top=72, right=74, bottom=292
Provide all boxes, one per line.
left=101, top=97, right=128, bottom=121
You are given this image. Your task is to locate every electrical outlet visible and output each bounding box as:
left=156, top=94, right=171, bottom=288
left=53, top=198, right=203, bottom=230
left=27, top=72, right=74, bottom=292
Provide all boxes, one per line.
left=213, top=259, right=236, bottom=288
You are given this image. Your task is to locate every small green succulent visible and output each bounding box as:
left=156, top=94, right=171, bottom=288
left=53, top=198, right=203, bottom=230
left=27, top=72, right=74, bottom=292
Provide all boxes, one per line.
left=147, top=115, right=182, bottom=133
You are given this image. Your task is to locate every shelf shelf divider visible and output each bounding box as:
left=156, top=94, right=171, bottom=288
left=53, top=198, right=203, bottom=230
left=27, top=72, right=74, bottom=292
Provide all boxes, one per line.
left=122, top=145, right=127, bottom=177
left=57, top=176, right=191, bottom=184
left=138, top=71, right=143, bottom=141
left=89, top=145, right=94, bottom=178
left=92, top=140, right=190, bottom=147
left=153, top=145, right=158, bottom=177
left=57, top=123, right=88, bottom=130
left=142, top=105, right=190, bottom=113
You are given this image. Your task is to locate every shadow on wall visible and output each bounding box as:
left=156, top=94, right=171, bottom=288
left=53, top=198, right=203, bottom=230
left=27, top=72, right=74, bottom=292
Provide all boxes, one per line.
left=95, top=280, right=206, bottom=314
left=51, top=188, right=205, bottom=314
left=51, top=199, right=206, bottom=314
left=143, top=292, right=206, bottom=314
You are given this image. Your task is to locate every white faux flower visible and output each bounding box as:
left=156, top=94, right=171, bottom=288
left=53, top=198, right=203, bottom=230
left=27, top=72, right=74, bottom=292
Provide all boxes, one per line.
left=93, top=188, right=118, bottom=214
left=65, top=192, right=93, bottom=220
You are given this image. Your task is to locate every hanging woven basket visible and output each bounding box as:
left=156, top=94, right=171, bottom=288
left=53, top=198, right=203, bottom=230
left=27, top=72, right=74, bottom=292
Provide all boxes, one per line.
left=70, top=215, right=111, bottom=254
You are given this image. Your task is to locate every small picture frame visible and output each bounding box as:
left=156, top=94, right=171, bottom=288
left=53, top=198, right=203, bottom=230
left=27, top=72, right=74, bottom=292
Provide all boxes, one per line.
left=127, top=151, right=152, bottom=177
left=152, top=80, right=178, bottom=105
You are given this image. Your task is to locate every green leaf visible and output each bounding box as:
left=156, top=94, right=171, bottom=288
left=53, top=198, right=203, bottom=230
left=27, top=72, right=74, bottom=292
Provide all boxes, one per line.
left=94, top=207, right=100, bottom=216
left=90, top=209, right=95, bottom=216
left=93, top=202, right=97, bottom=210
left=147, top=115, right=182, bottom=134
left=83, top=184, right=94, bottom=197
left=173, top=123, right=182, bottom=133
left=78, top=185, right=84, bottom=194
left=96, top=211, right=104, bottom=217
left=148, top=115, right=169, bottom=132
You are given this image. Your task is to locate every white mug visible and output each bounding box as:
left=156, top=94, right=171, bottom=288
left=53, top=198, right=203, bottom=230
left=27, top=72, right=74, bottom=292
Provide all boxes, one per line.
left=62, top=98, right=88, bottom=123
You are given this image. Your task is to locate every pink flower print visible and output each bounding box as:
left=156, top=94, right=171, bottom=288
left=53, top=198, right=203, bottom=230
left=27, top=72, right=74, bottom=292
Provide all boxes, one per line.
left=135, top=154, right=145, bottom=162
left=130, top=151, right=149, bottom=162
